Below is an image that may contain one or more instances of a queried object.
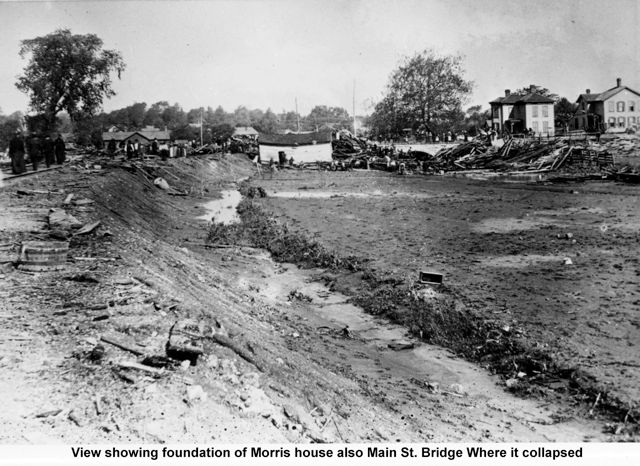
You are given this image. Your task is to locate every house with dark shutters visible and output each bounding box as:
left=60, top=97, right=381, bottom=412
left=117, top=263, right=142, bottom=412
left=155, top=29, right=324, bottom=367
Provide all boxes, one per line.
left=572, top=78, right=640, bottom=133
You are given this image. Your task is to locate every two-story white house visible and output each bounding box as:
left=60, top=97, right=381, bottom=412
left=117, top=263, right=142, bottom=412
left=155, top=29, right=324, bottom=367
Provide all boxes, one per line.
left=490, top=87, right=555, bottom=136
left=572, top=78, right=640, bottom=133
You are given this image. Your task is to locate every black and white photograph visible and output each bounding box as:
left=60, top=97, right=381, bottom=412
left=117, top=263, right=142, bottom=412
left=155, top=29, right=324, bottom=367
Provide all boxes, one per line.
left=0, top=0, right=638, bottom=463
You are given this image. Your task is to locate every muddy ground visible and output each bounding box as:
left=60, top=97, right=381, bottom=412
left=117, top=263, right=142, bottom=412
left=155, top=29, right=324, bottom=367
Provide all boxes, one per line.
left=252, top=170, right=640, bottom=415
left=0, top=154, right=631, bottom=444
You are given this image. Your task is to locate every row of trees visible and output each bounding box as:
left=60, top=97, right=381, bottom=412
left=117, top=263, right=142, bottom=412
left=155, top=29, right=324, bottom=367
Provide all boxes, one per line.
left=98, top=102, right=353, bottom=135
left=10, top=29, right=357, bottom=147
left=9, top=30, right=581, bottom=150
left=71, top=103, right=355, bottom=146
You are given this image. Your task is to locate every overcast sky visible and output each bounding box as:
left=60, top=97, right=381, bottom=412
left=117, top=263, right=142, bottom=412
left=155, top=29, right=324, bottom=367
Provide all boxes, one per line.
left=0, top=0, right=638, bottom=117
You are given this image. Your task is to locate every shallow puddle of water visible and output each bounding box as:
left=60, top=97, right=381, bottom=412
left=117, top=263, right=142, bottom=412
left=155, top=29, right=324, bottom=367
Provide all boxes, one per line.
left=472, top=217, right=555, bottom=233
left=474, top=208, right=638, bottom=234
left=481, top=254, right=568, bottom=268
left=269, top=190, right=384, bottom=199
left=446, top=171, right=546, bottom=183
left=196, top=190, right=242, bottom=224
left=269, top=190, right=454, bottom=200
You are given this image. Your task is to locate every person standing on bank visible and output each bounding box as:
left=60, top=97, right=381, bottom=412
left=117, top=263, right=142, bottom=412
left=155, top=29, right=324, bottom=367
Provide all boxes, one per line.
left=43, top=135, right=55, bottom=167
left=9, top=130, right=26, bottom=174
left=28, top=134, right=41, bottom=171
left=126, top=140, right=134, bottom=159
left=54, top=134, right=66, bottom=164
left=151, top=138, right=159, bottom=156
left=107, top=138, right=117, bottom=156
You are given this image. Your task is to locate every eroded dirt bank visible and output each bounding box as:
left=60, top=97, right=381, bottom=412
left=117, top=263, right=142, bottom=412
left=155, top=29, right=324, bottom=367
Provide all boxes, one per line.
left=0, top=155, right=623, bottom=443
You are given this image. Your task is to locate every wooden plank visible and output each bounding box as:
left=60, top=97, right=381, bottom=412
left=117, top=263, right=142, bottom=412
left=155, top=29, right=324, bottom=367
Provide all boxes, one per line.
left=100, top=334, right=146, bottom=356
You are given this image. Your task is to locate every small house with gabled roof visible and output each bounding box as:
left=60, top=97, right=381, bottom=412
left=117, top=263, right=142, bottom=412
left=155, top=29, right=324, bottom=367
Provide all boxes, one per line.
left=233, top=126, right=259, bottom=139
left=101, top=128, right=171, bottom=147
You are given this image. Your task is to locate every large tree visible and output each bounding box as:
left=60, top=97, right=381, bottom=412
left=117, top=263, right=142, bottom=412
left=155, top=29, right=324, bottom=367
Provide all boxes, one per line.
left=463, top=105, right=491, bottom=135
left=554, top=97, right=578, bottom=132
left=305, top=105, right=352, bottom=131
left=16, top=29, right=125, bottom=132
left=255, top=108, right=279, bottom=133
left=370, top=49, right=472, bottom=136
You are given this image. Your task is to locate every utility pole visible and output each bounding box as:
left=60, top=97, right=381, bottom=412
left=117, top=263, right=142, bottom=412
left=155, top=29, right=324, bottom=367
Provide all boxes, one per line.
left=295, top=97, right=300, bottom=133
left=353, top=79, right=357, bottom=136
left=200, top=107, right=203, bottom=146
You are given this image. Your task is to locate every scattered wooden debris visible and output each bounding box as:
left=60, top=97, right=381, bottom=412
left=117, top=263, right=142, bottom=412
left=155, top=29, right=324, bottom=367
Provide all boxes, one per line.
left=74, top=221, right=101, bottom=236
left=388, top=341, right=415, bottom=351
left=117, top=361, right=164, bottom=375
left=166, top=320, right=205, bottom=365
left=100, top=334, right=146, bottom=356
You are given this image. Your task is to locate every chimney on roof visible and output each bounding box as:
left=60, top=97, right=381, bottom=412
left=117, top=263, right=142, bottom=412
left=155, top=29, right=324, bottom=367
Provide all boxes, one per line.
left=617, top=77, right=622, bottom=87
left=505, top=89, right=511, bottom=97
left=530, top=84, right=536, bottom=94
left=586, top=89, right=591, bottom=94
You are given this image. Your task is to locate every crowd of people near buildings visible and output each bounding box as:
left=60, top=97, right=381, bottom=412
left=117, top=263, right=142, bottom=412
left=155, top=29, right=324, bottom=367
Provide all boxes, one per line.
left=102, top=137, right=237, bottom=161
left=373, top=130, right=473, bottom=145
left=104, top=138, right=201, bottom=161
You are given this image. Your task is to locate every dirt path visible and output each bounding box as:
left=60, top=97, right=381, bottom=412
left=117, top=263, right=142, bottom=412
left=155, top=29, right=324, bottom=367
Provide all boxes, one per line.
left=0, top=155, right=618, bottom=443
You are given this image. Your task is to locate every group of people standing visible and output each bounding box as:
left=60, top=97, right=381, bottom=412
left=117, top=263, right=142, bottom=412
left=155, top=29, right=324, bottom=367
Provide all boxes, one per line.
left=8, top=130, right=66, bottom=175
left=105, top=138, right=193, bottom=161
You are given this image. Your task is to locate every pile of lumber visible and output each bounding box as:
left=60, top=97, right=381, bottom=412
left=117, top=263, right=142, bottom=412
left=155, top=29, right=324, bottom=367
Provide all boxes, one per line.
left=597, top=137, right=640, bottom=155
left=332, top=134, right=367, bottom=158
left=429, top=138, right=614, bottom=173
left=429, top=140, right=492, bottom=169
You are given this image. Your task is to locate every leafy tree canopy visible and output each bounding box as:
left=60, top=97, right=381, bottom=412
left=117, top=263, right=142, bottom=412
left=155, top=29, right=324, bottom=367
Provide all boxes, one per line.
left=513, top=85, right=558, bottom=101
left=554, top=97, right=578, bottom=129
left=16, top=29, right=125, bottom=131
left=369, top=49, right=472, bottom=136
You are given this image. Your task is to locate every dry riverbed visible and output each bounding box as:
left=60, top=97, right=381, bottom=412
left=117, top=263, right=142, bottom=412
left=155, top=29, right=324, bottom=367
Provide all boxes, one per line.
left=250, top=169, right=640, bottom=426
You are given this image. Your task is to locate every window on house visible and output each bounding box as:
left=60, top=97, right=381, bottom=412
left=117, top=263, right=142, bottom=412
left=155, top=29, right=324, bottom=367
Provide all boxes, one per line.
left=629, top=116, right=636, bottom=126
left=543, top=121, right=549, bottom=133
left=608, top=101, right=615, bottom=112
left=618, top=117, right=626, bottom=128
left=542, top=105, right=548, bottom=117
left=532, top=121, right=539, bottom=132
left=532, top=105, right=538, bottom=118
left=608, top=117, right=616, bottom=127
left=629, top=101, right=636, bottom=112
left=617, top=101, right=625, bottom=112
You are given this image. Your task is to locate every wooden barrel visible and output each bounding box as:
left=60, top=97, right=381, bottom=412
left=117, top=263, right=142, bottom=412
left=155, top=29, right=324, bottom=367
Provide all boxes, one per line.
left=19, top=241, right=69, bottom=271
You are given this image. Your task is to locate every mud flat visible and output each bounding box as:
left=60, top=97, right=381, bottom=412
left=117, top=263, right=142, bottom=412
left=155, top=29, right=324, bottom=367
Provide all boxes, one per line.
left=247, top=169, right=640, bottom=422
